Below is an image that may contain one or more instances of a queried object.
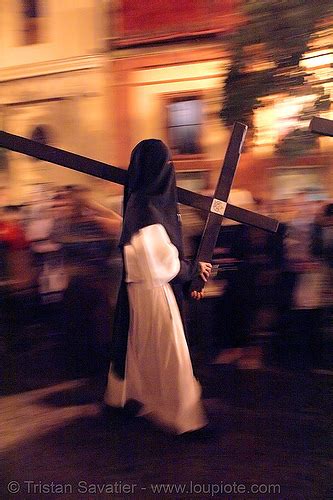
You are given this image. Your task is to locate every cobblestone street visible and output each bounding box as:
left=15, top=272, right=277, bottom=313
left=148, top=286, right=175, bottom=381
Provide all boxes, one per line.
left=1, top=339, right=332, bottom=499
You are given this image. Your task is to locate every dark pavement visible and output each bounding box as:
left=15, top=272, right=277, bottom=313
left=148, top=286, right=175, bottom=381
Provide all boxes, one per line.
left=1, top=336, right=332, bottom=500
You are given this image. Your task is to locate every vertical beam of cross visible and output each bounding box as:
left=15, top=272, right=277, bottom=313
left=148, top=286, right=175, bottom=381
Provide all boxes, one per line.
left=189, top=122, right=248, bottom=293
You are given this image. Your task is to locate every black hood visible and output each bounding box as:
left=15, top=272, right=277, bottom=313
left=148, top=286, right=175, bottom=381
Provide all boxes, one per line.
left=119, top=138, right=184, bottom=256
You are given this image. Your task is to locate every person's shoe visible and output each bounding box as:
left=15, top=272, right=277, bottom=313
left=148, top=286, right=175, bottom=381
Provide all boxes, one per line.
left=123, top=399, right=143, bottom=417
left=179, top=424, right=216, bottom=441
left=101, top=403, right=126, bottom=421
left=101, top=399, right=143, bottom=421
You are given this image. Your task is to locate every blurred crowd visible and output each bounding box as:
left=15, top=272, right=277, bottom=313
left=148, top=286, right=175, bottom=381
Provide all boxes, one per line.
left=188, top=191, right=333, bottom=371
left=0, top=185, right=121, bottom=291
left=1, top=186, right=332, bottom=373
left=0, top=184, right=122, bottom=375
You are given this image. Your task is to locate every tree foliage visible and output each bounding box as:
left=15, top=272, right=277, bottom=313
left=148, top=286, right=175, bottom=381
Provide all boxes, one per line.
left=220, top=0, right=333, bottom=155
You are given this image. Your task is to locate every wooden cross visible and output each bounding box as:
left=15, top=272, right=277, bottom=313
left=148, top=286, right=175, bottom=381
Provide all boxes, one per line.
left=0, top=124, right=279, bottom=293
left=310, top=116, right=333, bottom=137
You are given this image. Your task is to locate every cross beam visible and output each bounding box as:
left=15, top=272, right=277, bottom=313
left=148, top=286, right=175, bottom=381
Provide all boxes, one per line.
left=0, top=127, right=279, bottom=293
left=309, top=117, right=333, bottom=137
left=0, top=130, right=278, bottom=232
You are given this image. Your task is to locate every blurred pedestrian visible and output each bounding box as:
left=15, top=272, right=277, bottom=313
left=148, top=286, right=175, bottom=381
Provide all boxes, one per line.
left=277, top=193, right=324, bottom=369
left=53, top=187, right=122, bottom=377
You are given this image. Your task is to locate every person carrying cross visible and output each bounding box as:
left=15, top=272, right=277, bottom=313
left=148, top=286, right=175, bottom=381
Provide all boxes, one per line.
left=104, top=139, right=212, bottom=435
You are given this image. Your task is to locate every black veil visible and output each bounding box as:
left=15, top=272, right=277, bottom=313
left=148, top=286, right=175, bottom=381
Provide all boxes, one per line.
left=109, top=139, right=194, bottom=379
left=119, top=139, right=184, bottom=257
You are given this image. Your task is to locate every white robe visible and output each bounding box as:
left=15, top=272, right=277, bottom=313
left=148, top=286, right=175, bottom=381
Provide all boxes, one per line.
left=104, top=224, right=206, bottom=434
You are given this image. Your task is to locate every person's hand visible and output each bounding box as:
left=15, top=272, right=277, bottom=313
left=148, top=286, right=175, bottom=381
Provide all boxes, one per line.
left=198, top=261, right=212, bottom=282
left=190, top=262, right=212, bottom=300
left=191, top=290, right=204, bottom=300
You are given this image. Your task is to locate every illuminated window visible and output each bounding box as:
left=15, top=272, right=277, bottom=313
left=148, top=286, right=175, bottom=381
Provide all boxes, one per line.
left=166, top=96, right=203, bottom=156
left=21, top=0, right=40, bottom=45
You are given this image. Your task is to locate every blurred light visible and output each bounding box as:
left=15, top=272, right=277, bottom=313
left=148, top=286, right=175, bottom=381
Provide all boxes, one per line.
left=300, top=50, right=333, bottom=70
left=254, top=94, right=318, bottom=148
left=245, top=61, right=275, bottom=73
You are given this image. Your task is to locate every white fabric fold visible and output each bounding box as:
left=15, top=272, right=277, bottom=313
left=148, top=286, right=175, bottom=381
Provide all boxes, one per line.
left=105, top=224, right=206, bottom=434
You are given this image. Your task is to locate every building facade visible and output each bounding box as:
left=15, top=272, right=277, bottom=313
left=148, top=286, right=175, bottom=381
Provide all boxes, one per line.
left=1, top=0, right=332, bottom=203
left=105, top=0, right=333, bottom=201
left=0, top=0, right=110, bottom=203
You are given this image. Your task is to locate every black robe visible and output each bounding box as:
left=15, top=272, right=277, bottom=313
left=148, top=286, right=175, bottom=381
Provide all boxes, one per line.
left=109, top=139, right=197, bottom=379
